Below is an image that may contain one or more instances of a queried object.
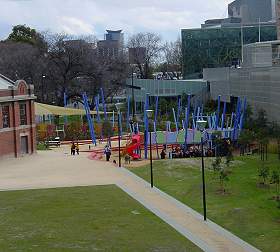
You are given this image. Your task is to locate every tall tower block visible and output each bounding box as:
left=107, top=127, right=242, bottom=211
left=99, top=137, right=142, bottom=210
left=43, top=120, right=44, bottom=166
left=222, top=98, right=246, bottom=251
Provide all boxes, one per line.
left=277, top=0, right=280, bottom=39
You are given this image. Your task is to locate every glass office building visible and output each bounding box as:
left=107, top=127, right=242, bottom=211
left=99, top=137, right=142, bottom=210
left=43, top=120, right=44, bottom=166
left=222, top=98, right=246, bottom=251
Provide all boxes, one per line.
left=182, top=24, right=277, bottom=79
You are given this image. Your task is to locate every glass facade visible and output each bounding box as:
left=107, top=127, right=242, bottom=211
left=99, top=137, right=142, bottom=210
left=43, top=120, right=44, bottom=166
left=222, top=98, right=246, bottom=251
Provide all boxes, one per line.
left=182, top=25, right=277, bottom=79
left=125, top=79, right=207, bottom=102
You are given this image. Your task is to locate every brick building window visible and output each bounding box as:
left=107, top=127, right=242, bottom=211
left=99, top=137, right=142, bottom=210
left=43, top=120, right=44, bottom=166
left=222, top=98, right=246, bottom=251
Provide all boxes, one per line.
left=19, top=103, right=27, bottom=125
left=2, top=105, right=10, bottom=128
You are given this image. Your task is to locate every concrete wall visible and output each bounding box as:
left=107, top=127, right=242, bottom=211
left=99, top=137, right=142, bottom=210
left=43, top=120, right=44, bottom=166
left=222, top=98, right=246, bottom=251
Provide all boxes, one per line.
left=126, top=79, right=207, bottom=102
left=277, top=0, right=280, bottom=39
left=204, top=66, right=280, bottom=123
left=228, top=0, right=272, bottom=23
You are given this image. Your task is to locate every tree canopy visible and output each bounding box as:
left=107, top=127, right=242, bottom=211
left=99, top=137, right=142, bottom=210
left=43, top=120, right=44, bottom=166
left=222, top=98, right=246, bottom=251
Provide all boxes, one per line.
left=7, top=25, right=45, bottom=48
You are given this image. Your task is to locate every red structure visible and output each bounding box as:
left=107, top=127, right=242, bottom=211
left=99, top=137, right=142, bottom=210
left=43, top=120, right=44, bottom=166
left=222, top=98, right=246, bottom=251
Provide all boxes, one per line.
left=126, top=134, right=141, bottom=160
left=0, top=74, right=36, bottom=158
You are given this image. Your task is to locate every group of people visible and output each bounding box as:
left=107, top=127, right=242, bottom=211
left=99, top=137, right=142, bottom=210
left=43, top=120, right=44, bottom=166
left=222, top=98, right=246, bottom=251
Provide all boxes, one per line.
left=160, top=145, right=214, bottom=159
left=71, top=142, right=80, bottom=155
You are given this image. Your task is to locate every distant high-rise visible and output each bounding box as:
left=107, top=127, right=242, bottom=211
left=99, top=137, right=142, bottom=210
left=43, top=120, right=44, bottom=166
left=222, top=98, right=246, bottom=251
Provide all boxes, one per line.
left=183, top=0, right=278, bottom=79
left=228, top=0, right=273, bottom=24
left=97, top=30, right=124, bottom=58
left=276, top=0, right=280, bottom=39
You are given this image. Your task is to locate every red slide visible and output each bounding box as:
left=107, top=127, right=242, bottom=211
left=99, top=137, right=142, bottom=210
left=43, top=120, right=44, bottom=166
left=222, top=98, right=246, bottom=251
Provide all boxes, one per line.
left=126, top=134, right=141, bottom=160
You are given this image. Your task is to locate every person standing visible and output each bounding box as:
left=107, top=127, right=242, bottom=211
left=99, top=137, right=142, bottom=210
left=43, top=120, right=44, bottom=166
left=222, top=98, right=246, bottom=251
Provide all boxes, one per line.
left=160, top=149, right=166, bottom=159
left=76, top=142, right=79, bottom=155
left=104, top=145, right=111, bottom=162
left=71, top=142, right=76, bottom=155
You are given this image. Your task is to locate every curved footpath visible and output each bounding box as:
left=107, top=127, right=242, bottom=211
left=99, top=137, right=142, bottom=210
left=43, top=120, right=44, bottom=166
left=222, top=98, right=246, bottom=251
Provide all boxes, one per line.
left=0, top=149, right=260, bottom=252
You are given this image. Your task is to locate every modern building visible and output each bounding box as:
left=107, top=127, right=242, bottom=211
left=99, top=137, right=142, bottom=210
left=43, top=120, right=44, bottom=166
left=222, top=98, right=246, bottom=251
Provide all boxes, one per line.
left=182, top=0, right=278, bottom=79
left=204, top=40, right=280, bottom=123
left=228, top=0, right=273, bottom=24
left=97, top=30, right=124, bottom=58
left=277, top=0, right=280, bottom=39
left=0, top=74, right=36, bottom=158
left=122, top=79, right=208, bottom=112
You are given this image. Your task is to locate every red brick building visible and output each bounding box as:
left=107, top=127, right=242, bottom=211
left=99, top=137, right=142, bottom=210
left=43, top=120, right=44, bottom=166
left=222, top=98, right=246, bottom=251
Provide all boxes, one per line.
left=0, top=74, right=36, bottom=158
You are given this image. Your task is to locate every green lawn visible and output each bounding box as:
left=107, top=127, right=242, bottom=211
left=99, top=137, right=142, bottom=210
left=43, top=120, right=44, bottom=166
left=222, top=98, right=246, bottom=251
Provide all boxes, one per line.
left=0, top=185, right=201, bottom=252
left=128, top=155, right=280, bottom=252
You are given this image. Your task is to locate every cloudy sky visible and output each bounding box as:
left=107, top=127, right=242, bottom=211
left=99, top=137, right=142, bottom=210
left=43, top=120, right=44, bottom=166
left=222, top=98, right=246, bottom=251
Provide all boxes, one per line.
left=0, top=0, right=232, bottom=41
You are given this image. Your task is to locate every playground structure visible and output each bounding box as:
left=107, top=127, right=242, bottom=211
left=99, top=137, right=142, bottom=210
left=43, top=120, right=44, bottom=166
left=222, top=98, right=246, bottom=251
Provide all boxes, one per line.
left=36, top=88, right=247, bottom=161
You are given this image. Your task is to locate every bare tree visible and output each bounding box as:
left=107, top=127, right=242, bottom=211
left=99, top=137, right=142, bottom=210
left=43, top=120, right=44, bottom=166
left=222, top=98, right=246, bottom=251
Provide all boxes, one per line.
left=0, top=27, right=128, bottom=105
left=43, top=32, right=128, bottom=105
left=163, top=37, right=182, bottom=72
left=0, top=41, right=46, bottom=86
left=127, top=32, right=163, bottom=79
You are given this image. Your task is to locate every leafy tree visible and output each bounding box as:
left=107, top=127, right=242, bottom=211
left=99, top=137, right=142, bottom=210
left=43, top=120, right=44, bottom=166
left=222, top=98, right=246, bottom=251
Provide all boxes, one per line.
left=258, top=163, right=270, bottom=185
left=219, top=168, right=230, bottom=193
left=238, top=129, right=255, bottom=155
left=212, top=131, right=223, bottom=156
left=225, top=144, right=234, bottom=168
left=212, top=156, right=222, bottom=174
left=270, top=168, right=280, bottom=200
left=212, top=156, right=230, bottom=192
left=7, top=24, right=46, bottom=48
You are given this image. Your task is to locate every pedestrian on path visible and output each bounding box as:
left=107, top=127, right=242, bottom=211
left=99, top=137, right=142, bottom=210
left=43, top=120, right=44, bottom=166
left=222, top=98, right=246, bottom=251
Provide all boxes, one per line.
left=76, top=142, right=79, bottom=155
left=71, top=142, right=76, bottom=155
left=104, top=145, right=111, bottom=161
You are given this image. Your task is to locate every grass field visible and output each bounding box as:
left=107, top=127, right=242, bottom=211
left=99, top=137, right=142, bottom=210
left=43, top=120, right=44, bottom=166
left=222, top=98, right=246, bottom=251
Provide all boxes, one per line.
left=0, top=185, right=201, bottom=252
left=128, top=155, right=280, bottom=252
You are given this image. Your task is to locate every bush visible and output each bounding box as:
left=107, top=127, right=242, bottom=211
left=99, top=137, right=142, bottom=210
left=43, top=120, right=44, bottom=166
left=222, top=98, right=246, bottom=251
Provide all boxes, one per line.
left=65, top=122, right=83, bottom=140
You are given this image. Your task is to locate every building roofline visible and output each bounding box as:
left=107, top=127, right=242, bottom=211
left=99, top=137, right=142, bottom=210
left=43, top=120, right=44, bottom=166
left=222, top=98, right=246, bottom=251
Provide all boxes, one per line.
left=0, top=74, right=15, bottom=86
left=244, top=40, right=280, bottom=46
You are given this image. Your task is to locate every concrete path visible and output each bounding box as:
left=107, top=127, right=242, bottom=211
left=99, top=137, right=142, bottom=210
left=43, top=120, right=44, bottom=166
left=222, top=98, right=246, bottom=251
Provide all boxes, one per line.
left=0, top=150, right=260, bottom=252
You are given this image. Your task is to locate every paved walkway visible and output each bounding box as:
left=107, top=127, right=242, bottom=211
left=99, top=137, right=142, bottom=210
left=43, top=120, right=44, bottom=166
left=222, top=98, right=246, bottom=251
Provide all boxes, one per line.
left=0, top=150, right=260, bottom=252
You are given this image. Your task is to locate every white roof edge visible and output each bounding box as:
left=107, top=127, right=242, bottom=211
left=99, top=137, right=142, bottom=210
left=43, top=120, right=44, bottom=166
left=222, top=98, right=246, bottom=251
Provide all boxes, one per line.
left=0, top=74, right=15, bottom=90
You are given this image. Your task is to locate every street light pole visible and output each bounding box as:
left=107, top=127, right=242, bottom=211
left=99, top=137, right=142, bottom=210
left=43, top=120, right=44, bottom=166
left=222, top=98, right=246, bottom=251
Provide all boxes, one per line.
left=131, top=66, right=135, bottom=118
left=115, top=103, right=124, bottom=168
left=146, top=109, right=154, bottom=188
left=118, top=112, right=121, bottom=168
left=197, top=119, right=207, bottom=222
left=150, top=130, right=153, bottom=188
left=201, top=136, right=207, bottom=221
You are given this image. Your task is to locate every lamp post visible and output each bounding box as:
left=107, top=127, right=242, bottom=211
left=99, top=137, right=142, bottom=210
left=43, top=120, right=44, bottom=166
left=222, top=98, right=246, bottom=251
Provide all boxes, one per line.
left=196, top=119, right=207, bottom=221
left=131, top=66, right=135, bottom=118
left=42, top=75, right=46, bottom=102
left=115, top=103, right=123, bottom=168
left=146, top=109, right=154, bottom=188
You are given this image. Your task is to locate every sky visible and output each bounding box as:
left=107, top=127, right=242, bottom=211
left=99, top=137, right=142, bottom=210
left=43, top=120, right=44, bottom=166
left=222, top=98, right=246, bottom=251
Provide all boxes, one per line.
left=0, top=0, right=232, bottom=41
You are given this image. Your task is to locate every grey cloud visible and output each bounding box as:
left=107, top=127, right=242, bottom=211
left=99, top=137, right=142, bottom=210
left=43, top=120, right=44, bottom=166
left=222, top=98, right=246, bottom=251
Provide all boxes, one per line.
left=0, top=0, right=232, bottom=40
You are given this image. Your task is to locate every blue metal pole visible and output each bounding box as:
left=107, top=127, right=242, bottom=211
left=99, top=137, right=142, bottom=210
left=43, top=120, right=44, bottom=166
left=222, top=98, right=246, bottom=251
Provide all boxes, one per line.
left=82, top=93, right=96, bottom=146
left=100, top=88, right=107, bottom=120
left=95, top=96, right=101, bottom=123
left=233, top=97, right=240, bottom=140
left=221, top=101, right=227, bottom=130
left=184, top=94, right=191, bottom=150
left=127, top=96, right=130, bottom=131
left=144, top=94, right=149, bottom=159
left=216, top=95, right=221, bottom=130
left=177, top=97, right=181, bottom=127
left=172, top=108, right=178, bottom=133
left=154, top=96, right=159, bottom=130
